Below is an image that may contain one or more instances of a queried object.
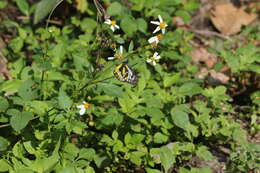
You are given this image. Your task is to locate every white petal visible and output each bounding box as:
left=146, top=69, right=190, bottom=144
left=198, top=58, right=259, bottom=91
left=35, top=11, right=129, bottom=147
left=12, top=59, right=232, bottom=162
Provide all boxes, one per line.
left=154, top=52, right=158, bottom=57
left=152, top=61, right=156, bottom=66
left=77, top=105, right=84, bottom=109
left=83, top=101, right=86, bottom=104
left=158, top=15, right=163, bottom=23
left=148, top=37, right=156, bottom=43
left=153, top=27, right=161, bottom=34
left=108, top=57, right=115, bottom=60
left=165, top=23, right=168, bottom=27
left=79, top=108, right=86, bottom=115
left=146, top=59, right=152, bottom=63
left=110, top=26, right=115, bottom=32
left=151, top=21, right=160, bottom=25
left=155, top=55, right=161, bottom=60
left=119, top=46, right=123, bottom=55
left=162, top=28, right=165, bottom=34
left=115, top=25, right=120, bottom=29
left=104, top=19, right=111, bottom=24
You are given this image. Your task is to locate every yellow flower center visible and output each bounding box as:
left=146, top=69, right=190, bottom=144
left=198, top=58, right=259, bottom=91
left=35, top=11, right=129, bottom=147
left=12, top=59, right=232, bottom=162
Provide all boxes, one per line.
left=156, top=34, right=162, bottom=40
left=115, top=54, right=123, bottom=59
left=83, top=103, right=90, bottom=108
left=159, top=22, right=166, bottom=29
left=111, top=20, right=116, bottom=26
left=151, top=56, right=159, bottom=62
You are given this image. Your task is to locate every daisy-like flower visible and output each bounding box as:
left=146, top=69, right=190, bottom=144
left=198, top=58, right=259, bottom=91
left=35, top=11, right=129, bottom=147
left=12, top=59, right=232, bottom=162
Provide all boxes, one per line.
left=150, top=15, right=168, bottom=34
left=77, top=101, right=90, bottom=115
left=146, top=52, right=161, bottom=66
left=108, top=46, right=124, bottom=60
left=104, top=19, right=120, bottom=32
left=148, top=34, right=162, bottom=44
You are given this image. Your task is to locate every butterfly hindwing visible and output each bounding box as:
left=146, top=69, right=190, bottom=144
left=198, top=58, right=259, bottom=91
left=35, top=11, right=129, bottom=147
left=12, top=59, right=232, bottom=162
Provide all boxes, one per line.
left=113, top=62, right=137, bottom=85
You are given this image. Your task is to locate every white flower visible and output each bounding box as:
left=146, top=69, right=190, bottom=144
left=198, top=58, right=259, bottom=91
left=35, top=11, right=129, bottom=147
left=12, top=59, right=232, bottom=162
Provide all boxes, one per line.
left=104, top=19, right=120, bottom=32
left=76, top=101, right=90, bottom=115
left=108, top=46, right=124, bottom=60
left=150, top=15, right=168, bottom=34
left=148, top=34, right=162, bottom=44
left=146, top=52, right=161, bottom=66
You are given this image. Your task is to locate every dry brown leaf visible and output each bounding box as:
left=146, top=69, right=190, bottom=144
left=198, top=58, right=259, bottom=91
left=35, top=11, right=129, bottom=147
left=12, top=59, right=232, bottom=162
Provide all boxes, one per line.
left=189, top=47, right=217, bottom=68
left=209, top=70, right=230, bottom=84
left=210, top=3, right=257, bottom=35
left=0, top=37, right=11, bottom=80
left=0, top=54, right=12, bottom=80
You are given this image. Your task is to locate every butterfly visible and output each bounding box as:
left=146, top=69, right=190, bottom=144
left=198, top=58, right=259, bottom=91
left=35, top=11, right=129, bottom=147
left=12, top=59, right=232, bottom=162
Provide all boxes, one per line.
left=113, top=62, right=137, bottom=85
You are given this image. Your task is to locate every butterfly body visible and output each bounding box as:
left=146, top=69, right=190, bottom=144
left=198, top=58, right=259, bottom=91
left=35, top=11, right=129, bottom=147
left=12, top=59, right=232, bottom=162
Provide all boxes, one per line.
left=113, top=62, right=137, bottom=85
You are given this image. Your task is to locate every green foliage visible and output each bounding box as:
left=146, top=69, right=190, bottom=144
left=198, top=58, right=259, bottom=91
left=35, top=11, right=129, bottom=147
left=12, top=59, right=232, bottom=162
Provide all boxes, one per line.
left=0, top=0, right=259, bottom=172
left=34, top=0, right=62, bottom=24
left=221, top=43, right=260, bottom=73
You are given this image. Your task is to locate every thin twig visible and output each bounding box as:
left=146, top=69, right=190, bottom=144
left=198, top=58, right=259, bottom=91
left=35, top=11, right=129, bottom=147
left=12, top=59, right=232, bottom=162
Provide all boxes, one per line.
left=187, top=27, right=230, bottom=40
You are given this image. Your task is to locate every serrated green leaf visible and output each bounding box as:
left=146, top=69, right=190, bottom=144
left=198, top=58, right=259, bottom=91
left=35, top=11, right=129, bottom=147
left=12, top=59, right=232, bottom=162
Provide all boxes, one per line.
left=154, top=132, right=168, bottom=144
left=0, top=79, right=23, bottom=93
left=0, top=97, right=9, bottom=112
left=160, top=146, right=175, bottom=172
left=78, top=148, right=96, bottom=160
left=98, top=83, right=123, bottom=97
left=196, top=146, right=214, bottom=161
left=0, top=159, right=11, bottom=171
left=121, top=15, right=138, bottom=36
left=10, top=111, right=34, bottom=132
left=0, top=137, right=10, bottom=151
left=171, top=108, right=190, bottom=129
left=145, top=168, right=161, bottom=173
left=136, top=18, right=147, bottom=33
left=107, top=2, right=123, bottom=16
left=58, top=89, right=72, bottom=109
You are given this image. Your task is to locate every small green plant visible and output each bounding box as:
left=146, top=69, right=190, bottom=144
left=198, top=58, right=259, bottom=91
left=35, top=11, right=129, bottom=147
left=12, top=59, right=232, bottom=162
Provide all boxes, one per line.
left=0, top=0, right=259, bottom=173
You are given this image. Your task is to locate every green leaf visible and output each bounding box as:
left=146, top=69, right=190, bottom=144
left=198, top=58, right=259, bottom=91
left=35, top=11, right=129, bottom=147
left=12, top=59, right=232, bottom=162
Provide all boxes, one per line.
left=80, top=18, right=97, bottom=34
left=121, top=15, right=138, bottom=36
left=0, top=159, right=11, bottom=171
left=18, top=79, right=38, bottom=101
left=76, top=0, right=88, bottom=13
left=58, top=89, right=73, bottom=109
left=160, top=146, right=175, bottom=172
left=15, top=0, right=29, bottom=16
left=146, top=108, right=164, bottom=125
left=45, top=71, right=68, bottom=81
left=23, top=141, right=36, bottom=155
left=0, top=137, right=10, bottom=151
left=196, top=146, right=214, bottom=161
left=178, top=83, right=202, bottom=97
left=0, top=97, right=9, bottom=112
left=171, top=108, right=190, bottom=129
left=30, top=138, right=60, bottom=172
left=129, top=151, right=145, bottom=165
left=154, top=132, right=168, bottom=144
left=0, top=1, right=8, bottom=9
left=131, top=0, right=145, bottom=11
left=136, top=18, right=147, bottom=33
left=10, top=111, right=34, bottom=132
left=27, top=100, right=50, bottom=116
left=0, top=79, right=23, bottom=93
left=145, top=168, right=161, bottom=173
left=128, top=40, right=134, bottom=53
left=107, top=2, right=123, bottom=16
left=78, top=148, right=96, bottom=161
left=9, top=37, right=24, bottom=53
left=34, top=0, right=61, bottom=24
left=163, top=73, right=180, bottom=87
left=98, top=83, right=123, bottom=97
